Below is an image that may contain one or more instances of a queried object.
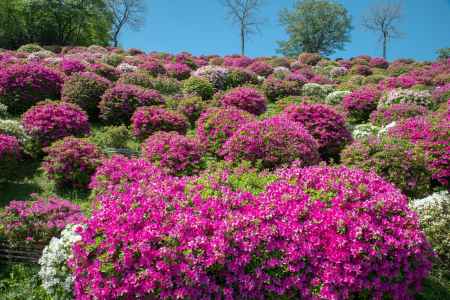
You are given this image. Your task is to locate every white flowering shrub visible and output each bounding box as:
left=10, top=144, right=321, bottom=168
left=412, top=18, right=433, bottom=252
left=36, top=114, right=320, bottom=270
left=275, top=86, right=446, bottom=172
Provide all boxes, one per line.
left=193, top=65, right=230, bottom=90
left=325, top=90, right=351, bottom=105
left=302, top=83, right=334, bottom=99
left=413, top=191, right=450, bottom=271
left=352, top=123, right=382, bottom=140
left=329, top=66, right=348, bottom=78
left=116, top=62, right=138, bottom=73
left=378, top=88, right=433, bottom=109
left=0, top=119, right=30, bottom=144
left=38, top=224, right=82, bottom=300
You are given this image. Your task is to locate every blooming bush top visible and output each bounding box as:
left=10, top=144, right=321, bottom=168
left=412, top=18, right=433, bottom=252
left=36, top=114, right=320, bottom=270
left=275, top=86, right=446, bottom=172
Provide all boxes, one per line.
left=0, top=63, right=63, bottom=114
left=164, top=62, right=191, bottom=80
left=378, top=88, right=433, bottom=109
left=283, top=103, right=352, bottom=159
left=195, top=107, right=256, bottom=153
left=262, top=76, right=303, bottom=101
left=223, top=55, right=253, bottom=68
left=0, top=196, right=84, bottom=246
left=220, top=87, right=267, bottom=115
left=131, top=106, right=189, bottom=140
left=59, top=59, right=87, bottom=76
left=0, top=134, right=22, bottom=182
left=247, top=60, right=273, bottom=77
left=221, top=117, right=320, bottom=169
left=192, top=65, right=230, bottom=90
left=99, top=83, right=165, bottom=124
left=387, top=116, right=432, bottom=144
left=142, top=131, right=205, bottom=176
left=343, top=88, right=380, bottom=123
left=370, top=103, right=429, bottom=126
left=369, top=57, right=389, bottom=69
left=21, top=101, right=90, bottom=148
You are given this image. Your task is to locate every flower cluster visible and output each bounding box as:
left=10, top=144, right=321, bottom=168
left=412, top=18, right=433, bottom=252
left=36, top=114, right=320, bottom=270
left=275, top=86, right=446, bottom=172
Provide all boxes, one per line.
left=370, top=103, right=429, bottom=126
left=283, top=103, right=352, bottom=159
left=220, top=87, right=267, bottom=115
left=221, top=117, right=320, bottom=169
left=343, top=88, right=380, bottom=123
left=42, top=137, right=103, bottom=190
left=387, top=116, right=432, bottom=144
left=131, top=106, right=189, bottom=140
left=21, top=101, right=90, bottom=148
left=0, top=196, right=84, bottom=246
left=432, top=83, right=450, bottom=103
left=378, top=88, right=434, bottom=108
left=0, top=134, right=22, bottom=182
left=192, top=65, right=230, bottom=90
left=195, top=107, right=256, bottom=153
left=0, top=63, right=63, bottom=114
left=223, top=55, right=253, bottom=68
left=247, top=60, right=273, bottom=77
left=351, top=123, right=382, bottom=140
left=142, top=131, right=205, bottom=175
left=164, top=62, right=191, bottom=80
left=99, top=83, right=165, bottom=124
left=39, top=224, right=83, bottom=300
left=59, top=59, right=87, bottom=76
left=324, top=90, right=350, bottom=105
left=176, top=96, right=206, bottom=124
left=62, top=72, right=111, bottom=118
left=369, top=57, right=389, bottom=69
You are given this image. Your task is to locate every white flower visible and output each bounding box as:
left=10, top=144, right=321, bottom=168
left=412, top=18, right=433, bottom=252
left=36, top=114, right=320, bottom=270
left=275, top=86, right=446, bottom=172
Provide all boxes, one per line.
left=117, top=62, right=138, bottom=73
left=352, top=123, right=381, bottom=140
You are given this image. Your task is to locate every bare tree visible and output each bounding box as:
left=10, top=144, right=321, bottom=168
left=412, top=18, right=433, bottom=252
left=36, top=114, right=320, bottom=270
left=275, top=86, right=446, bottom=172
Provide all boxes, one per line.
left=107, top=0, right=146, bottom=47
left=220, top=0, right=265, bottom=55
left=362, top=1, right=404, bottom=59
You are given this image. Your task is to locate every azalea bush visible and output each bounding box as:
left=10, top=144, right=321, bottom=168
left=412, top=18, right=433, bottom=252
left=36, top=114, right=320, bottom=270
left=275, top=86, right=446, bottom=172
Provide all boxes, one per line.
left=21, top=101, right=90, bottom=148
left=195, top=107, right=256, bottom=154
left=219, top=87, right=267, bottom=115
left=0, top=63, right=63, bottom=114
left=378, top=88, right=434, bottom=109
left=343, top=88, right=379, bottom=123
left=221, top=117, right=320, bottom=169
left=131, top=106, right=189, bottom=140
left=370, top=103, right=429, bottom=126
left=42, top=137, right=103, bottom=190
left=142, top=131, right=205, bottom=176
left=182, top=76, right=214, bottom=100
left=0, top=196, right=84, bottom=246
left=176, top=96, right=206, bottom=124
left=0, top=134, right=22, bottom=182
left=61, top=71, right=111, bottom=118
left=99, top=83, right=165, bottom=124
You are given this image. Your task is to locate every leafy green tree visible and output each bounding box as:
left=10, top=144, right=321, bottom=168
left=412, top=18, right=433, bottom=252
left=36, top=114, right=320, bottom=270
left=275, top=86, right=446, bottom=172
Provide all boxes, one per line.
left=277, top=0, right=352, bottom=57
left=437, top=47, right=450, bottom=60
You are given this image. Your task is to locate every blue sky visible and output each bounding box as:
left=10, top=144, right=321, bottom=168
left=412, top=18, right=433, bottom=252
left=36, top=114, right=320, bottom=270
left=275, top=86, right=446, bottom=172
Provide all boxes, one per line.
left=121, top=0, right=450, bottom=60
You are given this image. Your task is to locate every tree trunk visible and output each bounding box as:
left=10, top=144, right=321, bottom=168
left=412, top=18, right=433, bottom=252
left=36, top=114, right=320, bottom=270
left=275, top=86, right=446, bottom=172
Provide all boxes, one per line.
left=113, top=31, right=119, bottom=47
left=240, top=25, right=245, bottom=56
left=383, top=31, right=388, bottom=59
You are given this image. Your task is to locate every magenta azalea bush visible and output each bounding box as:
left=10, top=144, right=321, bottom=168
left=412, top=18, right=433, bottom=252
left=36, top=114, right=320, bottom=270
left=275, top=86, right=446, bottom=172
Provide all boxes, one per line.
left=131, top=106, right=189, bottom=140
left=262, top=76, right=303, bottom=101
left=343, top=88, right=379, bottom=123
left=370, top=103, right=429, bottom=126
left=221, top=117, right=320, bottom=169
left=164, top=62, right=191, bottom=80
left=70, top=165, right=432, bottom=299
left=21, top=101, right=90, bottom=148
left=195, top=107, right=256, bottom=153
left=220, top=87, right=267, bottom=115
left=387, top=116, right=433, bottom=144
left=43, top=137, right=103, bottom=190
left=0, top=63, right=63, bottom=114
left=247, top=60, right=273, bottom=77
left=62, top=71, right=111, bottom=118
left=0, top=195, right=84, bottom=246
left=99, top=83, right=165, bottom=124
left=0, top=134, right=22, bottom=182
left=283, top=103, right=352, bottom=159
left=142, top=131, right=205, bottom=176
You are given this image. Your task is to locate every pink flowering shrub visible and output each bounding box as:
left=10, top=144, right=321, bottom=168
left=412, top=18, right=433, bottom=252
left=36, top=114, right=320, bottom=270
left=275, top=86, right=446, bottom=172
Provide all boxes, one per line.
left=343, top=88, right=380, bottom=123
left=142, top=131, right=205, bottom=176
left=220, top=87, right=267, bottom=115
left=369, top=57, right=389, bottom=69
left=341, top=136, right=431, bottom=198
left=43, top=137, right=103, bottom=190
left=0, top=195, right=84, bottom=246
left=59, top=59, right=86, bottom=76
left=164, top=62, right=191, bottom=80
left=370, top=103, right=429, bottom=126
left=223, top=55, right=253, bottom=68
left=0, top=134, right=22, bottom=182
left=0, top=63, right=63, bottom=114
left=176, top=96, right=206, bottom=124
left=298, top=52, right=321, bottom=65
left=432, top=83, right=450, bottom=103
left=99, top=83, right=165, bottom=124
left=283, top=103, right=352, bottom=159
left=21, top=101, right=90, bottom=148
left=140, top=59, right=166, bottom=76
left=131, top=106, right=189, bottom=140
left=62, top=72, right=111, bottom=118
left=247, top=60, right=273, bottom=77
left=71, top=165, right=432, bottom=299
left=195, top=107, right=256, bottom=153
left=262, top=76, right=303, bottom=101
left=351, top=64, right=373, bottom=76
left=387, top=116, right=433, bottom=144
left=221, top=117, right=320, bottom=169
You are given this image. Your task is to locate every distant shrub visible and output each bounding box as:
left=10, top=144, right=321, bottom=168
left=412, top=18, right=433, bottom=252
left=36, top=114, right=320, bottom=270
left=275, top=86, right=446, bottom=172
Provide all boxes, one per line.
left=262, top=77, right=302, bottom=101
left=43, top=137, right=103, bottom=190
left=378, top=88, right=433, bottom=109
left=370, top=103, right=429, bottom=126
left=432, top=83, right=450, bottom=103
left=387, top=116, right=432, bottom=144
left=283, top=103, right=352, bottom=159
left=22, top=101, right=90, bottom=148
left=0, top=196, right=84, bottom=246
left=226, top=68, right=259, bottom=88
left=192, top=65, right=229, bottom=90
left=220, top=87, right=267, bottom=115
left=247, top=60, right=273, bottom=77
left=221, top=117, right=320, bottom=169
left=131, top=106, right=189, bottom=140
left=196, top=107, right=256, bottom=153
left=149, top=76, right=181, bottom=95
left=341, top=136, right=431, bottom=198
left=140, top=60, right=166, bottom=76
left=176, top=96, right=206, bottom=124
left=182, top=76, right=214, bottom=100
left=88, top=63, right=120, bottom=81
left=99, top=84, right=165, bottom=124
left=324, top=90, right=351, bottom=105
left=329, top=66, right=348, bottom=78
left=369, top=57, right=389, bottom=69
left=302, top=83, right=333, bottom=100
left=164, top=62, right=191, bottom=80
left=223, top=55, right=253, bottom=68
left=343, top=88, right=379, bottom=123
left=142, top=131, right=205, bottom=176
left=298, top=52, right=321, bottom=65
left=103, top=53, right=124, bottom=67
left=351, top=64, right=373, bottom=76
left=62, top=72, right=111, bottom=118
left=0, top=134, right=22, bottom=182
left=117, top=71, right=153, bottom=88
left=0, top=63, right=63, bottom=114
left=59, top=59, right=86, bottom=76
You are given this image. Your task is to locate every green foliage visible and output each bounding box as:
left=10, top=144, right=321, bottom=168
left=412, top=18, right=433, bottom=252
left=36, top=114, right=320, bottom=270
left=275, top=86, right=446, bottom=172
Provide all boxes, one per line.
left=436, top=47, right=450, bottom=60
left=89, top=125, right=131, bottom=149
left=278, top=0, right=352, bottom=57
left=182, top=77, right=214, bottom=100
left=0, top=264, right=50, bottom=300
left=150, top=76, right=181, bottom=95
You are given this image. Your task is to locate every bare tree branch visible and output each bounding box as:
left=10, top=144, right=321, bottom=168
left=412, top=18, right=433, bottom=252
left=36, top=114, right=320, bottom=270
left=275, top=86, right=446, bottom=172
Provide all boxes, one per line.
left=219, top=0, right=265, bottom=55
left=362, top=0, right=404, bottom=59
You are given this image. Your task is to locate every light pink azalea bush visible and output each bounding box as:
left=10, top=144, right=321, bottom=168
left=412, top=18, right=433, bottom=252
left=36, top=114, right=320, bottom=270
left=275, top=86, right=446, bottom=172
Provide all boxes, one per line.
left=220, top=87, right=267, bottom=115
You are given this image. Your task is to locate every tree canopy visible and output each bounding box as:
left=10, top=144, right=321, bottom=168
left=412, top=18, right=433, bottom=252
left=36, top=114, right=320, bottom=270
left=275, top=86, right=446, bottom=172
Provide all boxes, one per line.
left=277, top=0, right=352, bottom=57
